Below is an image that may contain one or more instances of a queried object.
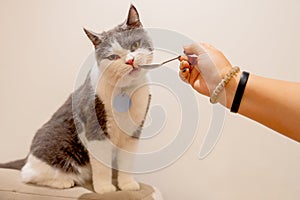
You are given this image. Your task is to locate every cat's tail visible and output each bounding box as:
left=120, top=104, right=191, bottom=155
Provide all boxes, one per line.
left=0, top=158, right=27, bottom=170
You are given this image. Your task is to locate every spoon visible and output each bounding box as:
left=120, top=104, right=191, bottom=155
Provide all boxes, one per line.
left=139, top=55, right=197, bottom=69
left=138, top=56, right=181, bottom=69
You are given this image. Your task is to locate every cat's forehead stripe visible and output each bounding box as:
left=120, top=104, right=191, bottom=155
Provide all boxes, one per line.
left=110, top=40, right=123, bottom=52
left=110, top=40, right=128, bottom=55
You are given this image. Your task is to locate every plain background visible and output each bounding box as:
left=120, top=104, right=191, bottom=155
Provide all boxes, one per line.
left=0, top=0, right=299, bottom=199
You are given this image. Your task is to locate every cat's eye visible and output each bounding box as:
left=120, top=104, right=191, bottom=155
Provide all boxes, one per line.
left=107, top=54, right=120, bottom=60
left=130, top=40, right=141, bottom=52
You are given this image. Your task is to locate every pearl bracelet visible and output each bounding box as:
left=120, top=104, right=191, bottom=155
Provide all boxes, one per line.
left=210, top=66, right=240, bottom=104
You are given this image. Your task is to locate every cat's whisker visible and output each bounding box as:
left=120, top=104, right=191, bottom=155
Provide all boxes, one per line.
left=147, top=52, right=154, bottom=56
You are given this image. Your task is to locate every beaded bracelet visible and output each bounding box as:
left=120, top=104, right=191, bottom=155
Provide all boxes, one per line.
left=210, top=66, right=240, bottom=104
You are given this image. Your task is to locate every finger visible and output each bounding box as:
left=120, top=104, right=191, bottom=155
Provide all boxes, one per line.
left=200, top=42, right=213, bottom=48
left=179, top=55, right=188, bottom=62
left=179, top=61, right=191, bottom=83
left=179, top=60, right=191, bottom=70
left=179, top=68, right=190, bottom=83
left=200, top=42, right=221, bottom=52
left=188, top=67, right=201, bottom=86
left=183, top=43, right=207, bottom=55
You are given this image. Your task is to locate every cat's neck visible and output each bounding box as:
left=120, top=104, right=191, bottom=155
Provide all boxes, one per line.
left=89, top=65, right=148, bottom=101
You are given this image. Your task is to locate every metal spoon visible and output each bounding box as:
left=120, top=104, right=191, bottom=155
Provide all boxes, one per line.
left=139, top=56, right=181, bottom=69
left=139, top=54, right=198, bottom=69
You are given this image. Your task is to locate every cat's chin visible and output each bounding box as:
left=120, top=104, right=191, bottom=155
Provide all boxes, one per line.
left=129, top=67, right=141, bottom=75
left=114, top=68, right=147, bottom=88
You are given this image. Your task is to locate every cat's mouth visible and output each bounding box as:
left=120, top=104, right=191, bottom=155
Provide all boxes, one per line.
left=129, top=66, right=141, bottom=75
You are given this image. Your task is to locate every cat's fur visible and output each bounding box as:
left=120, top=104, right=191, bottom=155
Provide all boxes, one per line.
left=0, top=5, right=153, bottom=194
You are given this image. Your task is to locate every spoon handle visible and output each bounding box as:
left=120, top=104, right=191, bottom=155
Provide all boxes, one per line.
left=161, top=55, right=181, bottom=65
left=179, top=54, right=198, bottom=65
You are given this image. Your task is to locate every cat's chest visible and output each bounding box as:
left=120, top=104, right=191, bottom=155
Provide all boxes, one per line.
left=97, top=84, right=150, bottom=137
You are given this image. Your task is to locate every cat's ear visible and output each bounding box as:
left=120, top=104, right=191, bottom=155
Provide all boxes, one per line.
left=83, top=28, right=102, bottom=48
left=126, top=4, right=142, bottom=28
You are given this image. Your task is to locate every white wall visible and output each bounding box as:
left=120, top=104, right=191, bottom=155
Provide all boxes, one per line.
left=0, top=0, right=299, bottom=199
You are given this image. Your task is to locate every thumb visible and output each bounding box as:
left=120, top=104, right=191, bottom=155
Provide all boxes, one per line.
left=183, top=43, right=207, bottom=55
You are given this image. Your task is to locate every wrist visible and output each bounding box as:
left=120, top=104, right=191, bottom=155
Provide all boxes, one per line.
left=209, top=68, right=241, bottom=107
left=221, top=71, right=241, bottom=108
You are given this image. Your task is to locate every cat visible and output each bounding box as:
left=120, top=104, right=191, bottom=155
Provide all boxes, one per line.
left=0, top=5, right=153, bottom=194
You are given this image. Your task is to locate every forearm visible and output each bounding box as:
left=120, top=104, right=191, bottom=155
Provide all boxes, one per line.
left=224, top=73, right=300, bottom=142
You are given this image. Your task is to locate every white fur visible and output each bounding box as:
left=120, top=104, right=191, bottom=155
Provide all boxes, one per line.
left=96, top=64, right=149, bottom=191
left=77, top=120, right=117, bottom=194
left=92, top=39, right=152, bottom=138
left=126, top=52, right=135, bottom=62
left=88, top=41, right=152, bottom=193
left=96, top=74, right=150, bottom=138
left=116, top=136, right=140, bottom=190
left=21, top=154, right=91, bottom=189
left=88, top=141, right=116, bottom=194
left=152, top=186, right=164, bottom=200
left=110, top=40, right=125, bottom=56
left=88, top=39, right=152, bottom=192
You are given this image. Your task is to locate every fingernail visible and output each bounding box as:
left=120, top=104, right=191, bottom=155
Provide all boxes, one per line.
left=179, top=55, right=188, bottom=62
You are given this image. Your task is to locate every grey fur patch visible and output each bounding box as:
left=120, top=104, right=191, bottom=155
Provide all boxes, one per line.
left=72, top=77, right=108, bottom=142
left=84, top=95, right=109, bottom=141
left=0, top=158, right=27, bottom=170
left=30, top=94, right=90, bottom=174
left=95, top=28, right=153, bottom=61
left=30, top=75, right=108, bottom=174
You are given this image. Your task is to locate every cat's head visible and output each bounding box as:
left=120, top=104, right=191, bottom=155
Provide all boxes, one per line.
left=84, top=5, right=153, bottom=87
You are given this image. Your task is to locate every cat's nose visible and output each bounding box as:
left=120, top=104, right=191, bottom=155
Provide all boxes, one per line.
left=126, top=59, right=134, bottom=66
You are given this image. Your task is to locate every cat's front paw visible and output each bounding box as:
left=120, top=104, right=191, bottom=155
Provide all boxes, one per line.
left=118, top=180, right=140, bottom=191
left=43, top=179, right=75, bottom=189
left=93, top=183, right=116, bottom=194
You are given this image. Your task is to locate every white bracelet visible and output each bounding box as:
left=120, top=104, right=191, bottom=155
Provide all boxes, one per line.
left=210, top=66, right=240, bottom=104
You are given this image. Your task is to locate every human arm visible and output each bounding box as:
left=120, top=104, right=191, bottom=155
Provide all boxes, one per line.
left=229, top=74, right=300, bottom=141
left=179, top=43, right=300, bottom=142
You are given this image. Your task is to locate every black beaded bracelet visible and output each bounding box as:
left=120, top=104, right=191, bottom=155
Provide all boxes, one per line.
left=230, top=71, right=250, bottom=113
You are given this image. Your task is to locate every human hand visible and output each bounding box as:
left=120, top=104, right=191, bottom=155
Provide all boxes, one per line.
left=179, top=43, right=233, bottom=97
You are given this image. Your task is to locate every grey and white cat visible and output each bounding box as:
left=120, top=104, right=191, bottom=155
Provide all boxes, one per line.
left=0, top=5, right=153, bottom=194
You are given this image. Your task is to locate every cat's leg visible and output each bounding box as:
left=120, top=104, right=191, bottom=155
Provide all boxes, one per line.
left=117, top=136, right=140, bottom=191
left=21, top=154, right=75, bottom=189
left=88, top=140, right=116, bottom=194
